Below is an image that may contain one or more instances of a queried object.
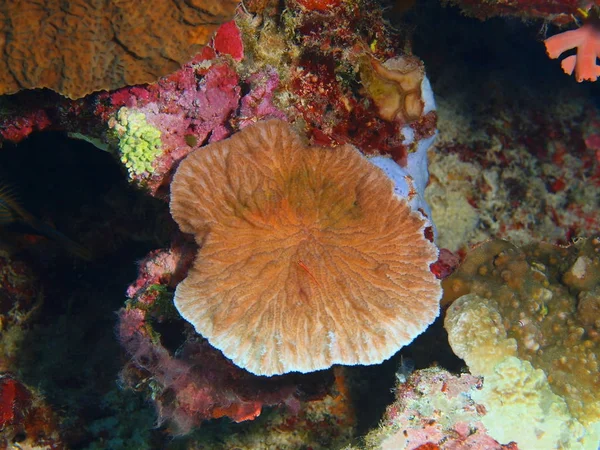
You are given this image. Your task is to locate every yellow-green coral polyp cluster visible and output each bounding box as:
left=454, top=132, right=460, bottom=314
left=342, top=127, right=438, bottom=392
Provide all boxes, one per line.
left=114, top=107, right=162, bottom=177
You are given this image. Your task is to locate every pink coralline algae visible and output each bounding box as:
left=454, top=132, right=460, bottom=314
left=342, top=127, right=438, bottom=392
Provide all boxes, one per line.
left=117, top=246, right=324, bottom=434
left=118, top=311, right=297, bottom=433
left=353, top=367, right=518, bottom=450
left=237, top=68, right=287, bottom=128
left=104, top=61, right=241, bottom=194
left=0, top=108, right=51, bottom=143
left=107, top=60, right=287, bottom=194
left=134, top=63, right=240, bottom=177
left=125, top=246, right=192, bottom=301
left=213, top=21, right=245, bottom=61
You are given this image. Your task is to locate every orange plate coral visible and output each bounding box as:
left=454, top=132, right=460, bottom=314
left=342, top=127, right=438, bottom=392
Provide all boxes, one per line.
left=169, top=120, right=441, bottom=376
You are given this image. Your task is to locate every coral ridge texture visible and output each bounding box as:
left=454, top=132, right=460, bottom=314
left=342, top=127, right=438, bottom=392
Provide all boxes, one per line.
left=169, top=120, right=441, bottom=376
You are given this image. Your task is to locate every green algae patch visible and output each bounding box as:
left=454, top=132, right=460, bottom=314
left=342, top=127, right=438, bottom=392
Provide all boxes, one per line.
left=113, top=107, right=162, bottom=177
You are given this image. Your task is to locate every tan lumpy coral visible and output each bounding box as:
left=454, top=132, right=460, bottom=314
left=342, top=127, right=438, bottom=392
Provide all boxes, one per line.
left=0, top=0, right=238, bottom=99
left=443, top=238, right=600, bottom=427
left=471, top=355, right=591, bottom=449
left=444, top=294, right=518, bottom=375
left=360, top=55, right=426, bottom=124
left=170, top=120, right=441, bottom=376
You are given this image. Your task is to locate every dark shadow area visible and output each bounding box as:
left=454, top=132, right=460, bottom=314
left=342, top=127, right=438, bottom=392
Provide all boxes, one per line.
left=405, top=0, right=598, bottom=116
left=0, top=132, right=173, bottom=448
left=348, top=314, right=463, bottom=439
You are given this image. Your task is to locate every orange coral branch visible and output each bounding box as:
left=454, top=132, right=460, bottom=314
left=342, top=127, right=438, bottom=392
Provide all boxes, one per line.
left=544, top=16, right=600, bottom=82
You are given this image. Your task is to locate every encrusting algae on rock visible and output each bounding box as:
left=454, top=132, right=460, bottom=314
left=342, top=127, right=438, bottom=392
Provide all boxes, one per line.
left=443, top=238, right=600, bottom=449
left=344, top=366, right=514, bottom=450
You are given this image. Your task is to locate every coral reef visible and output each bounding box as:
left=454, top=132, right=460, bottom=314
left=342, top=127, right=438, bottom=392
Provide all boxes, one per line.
left=346, top=367, right=514, bottom=450
left=443, top=238, right=600, bottom=448
left=5, top=0, right=598, bottom=446
left=0, top=1, right=439, bottom=200
left=0, top=0, right=238, bottom=98
left=170, top=120, right=440, bottom=376
left=0, top=0, right=445, bottom=444
left=0, top=0, right=428, bottom=438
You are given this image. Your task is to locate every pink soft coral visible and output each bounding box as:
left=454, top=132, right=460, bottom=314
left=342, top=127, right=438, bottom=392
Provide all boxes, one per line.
left=544, top=15, right=600, bottom=82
